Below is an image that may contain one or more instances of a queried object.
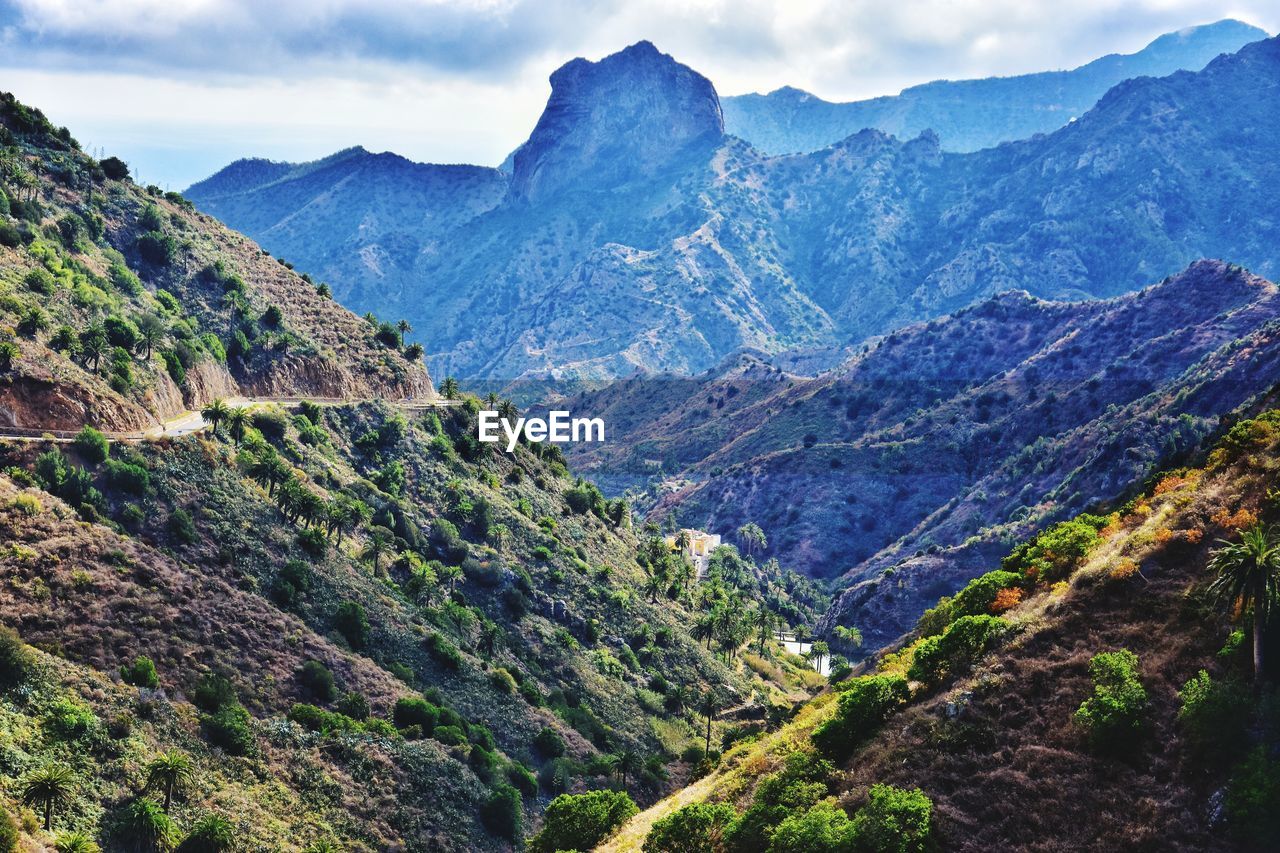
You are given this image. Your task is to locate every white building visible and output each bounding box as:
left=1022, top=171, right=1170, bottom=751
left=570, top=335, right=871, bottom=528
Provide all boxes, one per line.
left=665, top=528, right=722, bottom=579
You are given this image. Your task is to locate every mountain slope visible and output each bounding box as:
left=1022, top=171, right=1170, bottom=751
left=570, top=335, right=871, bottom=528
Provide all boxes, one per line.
left=721, top=19, right=1267, bottom=154
left=605, top=411, right=1280, bottom=851
left=1, top=91, right=823, bottom=850
left=0, top=92, right=428, bottom=433
left=564, top=260, right=1280, bottom=647
left=188, top=33, right=1280, bottom=381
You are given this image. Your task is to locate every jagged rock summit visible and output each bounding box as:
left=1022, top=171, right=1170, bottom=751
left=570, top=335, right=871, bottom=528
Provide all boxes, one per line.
left=509, top=40, right=724, bottom=202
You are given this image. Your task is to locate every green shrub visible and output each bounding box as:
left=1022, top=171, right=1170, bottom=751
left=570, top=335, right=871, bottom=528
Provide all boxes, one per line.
left=848, top=784, right=933, bottom=853
left=392, top=697, right=439, bottom=735
left=137, top=231, right=176, bottom=265
left=528, top=789, right=638, bottom=853
left=644, top=802, right=738, bottom=853
left=1226, top=747, right=1280, bottom=846
left=907, top=615, right=1008, bottom=683
left=812, top=675, right=909, bottom=760
left=507, top=763, right=538, bottom=797
left=0, top=626, right=36, bottom=692
left=1177, top=670, right=1251, bottom=763
left=191, top=674, right=236, bottom=713
left=332, top=601, right=369, bottom=649
left=1001, top=515, right=1107, bottom=583
left=270, top=559, right=313, bottom=608
left=534, top=726, right=566, bottom=757
left=45, top=697, right=97, bottom=739
left=725, top=751, right=832, bottom=851
left=482, top=784, right=523, bottom=841
left=1074, top=649, right=1147, bottom=753
left=0, top=805, right=17, bottom=853
left=24, top=268, right=57, bottom=295
left=433, top=724, right=466, bottom=746
left=105, top=460, right=150, bottom=495
left=425, top=633, right=462, bottom=670
left=298, top=660, right=337, bottom=702
left=101, top=156, right=129, bottom=180
left=768, top=800, right=853, bottom=853
left=201, top=703, right=255, bottom=755
left=120, top=656, right=159, bottom=689
left=168, top=508, right=197, bottom=544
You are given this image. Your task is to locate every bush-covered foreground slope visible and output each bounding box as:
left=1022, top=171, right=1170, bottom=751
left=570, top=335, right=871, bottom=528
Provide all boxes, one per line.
left=0, top=394, right=832, bottom=850
left=0, top=91, right=831, bottom=849
left=606, top=408, right=1280, bottom=852
left=0, top=91, right=427, bottom=433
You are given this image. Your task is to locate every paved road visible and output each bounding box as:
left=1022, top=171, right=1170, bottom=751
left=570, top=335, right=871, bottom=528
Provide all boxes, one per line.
left=0, top=396, right=459, bottom=443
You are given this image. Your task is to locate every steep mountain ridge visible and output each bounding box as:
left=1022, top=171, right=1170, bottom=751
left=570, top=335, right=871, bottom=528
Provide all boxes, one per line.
left=721, top=18, right=1268, bottom=154
left=510, top=40, right=723, bottom=203
left=188, top=31, right=1280, bottom=381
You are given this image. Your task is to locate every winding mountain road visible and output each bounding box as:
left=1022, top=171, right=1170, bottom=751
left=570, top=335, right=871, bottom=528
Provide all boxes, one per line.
left=0, top=395, right=459, bottom=443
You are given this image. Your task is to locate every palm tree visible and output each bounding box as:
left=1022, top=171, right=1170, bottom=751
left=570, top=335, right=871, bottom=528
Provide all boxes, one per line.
left=808, top=640, right=830, bottom=673
left=396, top=319, right=412, bottom=345
left=201, top=399, right=230, bottom=436
left=21, top=763, right=76, bottom=830
left=226, top=408, right=249, bottom=445
left=833, top=625, right=863, bottom=653
left=440, top=376, right=460, bottom=400
left=54, top=831, right=102, bottom=853
left=136, top=313, right=166, bottom=358
left=79, top=325, right=107, bottom=372
left=363, top=526, right=394, bottom=575
left=1208, top=523, right=1280, bottom=682
left=737, top=522, right=767, bottom=557
left=751, top=608, right=773, bottom=651
left=497, top=399, right=518, bottom=423
left=700, top=692, right=720, bottom=755
left=615, top=750, right=643, bottom=788
left=143, top=750, right=193, bottom=811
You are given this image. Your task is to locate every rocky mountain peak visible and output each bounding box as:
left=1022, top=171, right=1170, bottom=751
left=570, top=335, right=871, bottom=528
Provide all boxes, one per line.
left=509, top=40, right=724, bottom=202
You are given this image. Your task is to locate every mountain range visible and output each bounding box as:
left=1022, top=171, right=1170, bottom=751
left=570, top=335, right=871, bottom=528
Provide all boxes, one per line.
left=720, top=18, right=1268, bottom=154
left=187, top=26, right=1280, bottom=382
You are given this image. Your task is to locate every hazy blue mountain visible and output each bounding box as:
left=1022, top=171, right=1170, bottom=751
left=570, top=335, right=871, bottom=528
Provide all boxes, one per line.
left=721, top=18, right=1268, bottom=154
left=185, top=146, right=507, bottom=311
left=188, top=32, right=1280, bottom=382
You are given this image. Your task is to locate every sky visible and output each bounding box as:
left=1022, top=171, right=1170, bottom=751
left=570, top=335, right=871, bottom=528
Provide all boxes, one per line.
left=1, top=0, right=1276, bottom=189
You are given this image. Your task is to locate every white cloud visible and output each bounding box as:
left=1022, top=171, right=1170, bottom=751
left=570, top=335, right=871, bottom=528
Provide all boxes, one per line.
left=0, top=0, right=1274, bottom=187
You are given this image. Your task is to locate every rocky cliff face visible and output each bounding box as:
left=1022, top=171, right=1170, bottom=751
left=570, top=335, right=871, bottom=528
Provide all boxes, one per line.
left=509, top=40, right=724, bottom=203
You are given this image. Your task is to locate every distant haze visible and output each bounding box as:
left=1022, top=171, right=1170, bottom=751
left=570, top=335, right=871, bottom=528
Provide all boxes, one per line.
left=0, top=0, right=1276, bottom=187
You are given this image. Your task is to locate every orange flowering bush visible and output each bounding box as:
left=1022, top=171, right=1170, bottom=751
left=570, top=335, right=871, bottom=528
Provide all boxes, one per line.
left=1109, top=558, right=1140, bottom=581
left=990, top=587, right=1023, bottom=613
left=1210, top=507, right=1258, bottom=530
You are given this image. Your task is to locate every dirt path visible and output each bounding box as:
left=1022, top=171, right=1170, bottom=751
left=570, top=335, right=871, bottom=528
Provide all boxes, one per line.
left=0, top=396, right=459, bottom=443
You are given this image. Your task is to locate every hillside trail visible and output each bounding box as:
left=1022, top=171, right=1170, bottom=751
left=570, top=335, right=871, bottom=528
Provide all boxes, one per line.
left=0, top=395, right=460, bottom=443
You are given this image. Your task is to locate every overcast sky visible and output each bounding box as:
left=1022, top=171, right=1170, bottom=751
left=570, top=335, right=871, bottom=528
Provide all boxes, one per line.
left=1, top=0, right=1275, bottom=189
